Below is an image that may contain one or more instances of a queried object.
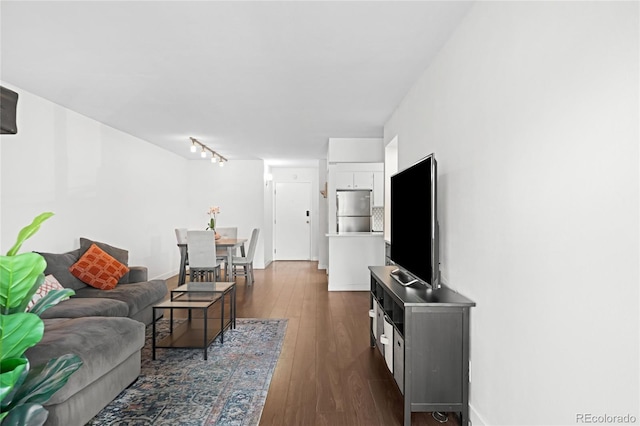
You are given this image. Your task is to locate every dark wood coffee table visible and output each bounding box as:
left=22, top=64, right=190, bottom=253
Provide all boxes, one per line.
left=152, top=281, right=236, bottom=360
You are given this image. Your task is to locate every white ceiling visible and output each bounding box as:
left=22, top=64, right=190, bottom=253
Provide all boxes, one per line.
left=1, top=1, right=472, bottom=165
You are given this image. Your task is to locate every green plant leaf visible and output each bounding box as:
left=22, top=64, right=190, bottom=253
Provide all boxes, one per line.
left=0, top=313, right=44, bottom=362
left=0, top=402, right=48, bottom=426
left=6, top=275, right=44, bottom=316
left=0, top=254, right=46, bottom=312
left=5, top=212, right=54, bottom=257
left=0, top=358, right=28, bottom=405
left=11, top=354, right=83, bottom=407
left=28, top=289, right=75, bottom=317
left=0, top=212, right=59, bottom=426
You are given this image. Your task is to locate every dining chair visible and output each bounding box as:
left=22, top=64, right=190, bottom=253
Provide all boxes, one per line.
left=216, top=227, right=238, bottom=239
left=231, top=228, right=260, bottom=285
left=175, top=228, right=189, bottom=285
left=186, top=230, right=222, bottom=282
left=215, top=227, right=237, bottom=277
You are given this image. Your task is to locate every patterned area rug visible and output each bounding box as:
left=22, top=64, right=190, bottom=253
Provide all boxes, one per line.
left=87, top=318, right=288, bottom=426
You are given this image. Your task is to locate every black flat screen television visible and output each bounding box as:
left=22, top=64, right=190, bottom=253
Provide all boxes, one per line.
left=390, top=153, right=439, bottom=289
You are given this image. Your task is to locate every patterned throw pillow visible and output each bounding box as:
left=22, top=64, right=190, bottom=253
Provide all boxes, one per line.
left=79, top=238, right=129, bottom=284
left=27, top=274, right=65, bottom=310
left=69, top=243, right=130, bottom=290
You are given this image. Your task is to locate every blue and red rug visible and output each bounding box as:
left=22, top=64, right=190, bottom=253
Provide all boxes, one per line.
left=87, top=318, right=287, bottom=426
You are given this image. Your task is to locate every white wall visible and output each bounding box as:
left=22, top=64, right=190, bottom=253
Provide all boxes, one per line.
left=263, top=164, right=274, bottom=267
left=383, top=137, right=398, bottom=240
left=0, top=82, right=188, bottom=279
left=318, top=159, right=329, bottom=269
left=185, top=160, right=267, bottom=268
left=0, top=83, right=272, bottom=277
left=328, top=137, right=384, bottom=163
left=384, top=2, right=638, bottom=425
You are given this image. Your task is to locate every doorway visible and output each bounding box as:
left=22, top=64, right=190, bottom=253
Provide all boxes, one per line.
left=274, top=182, right=311, bottom=260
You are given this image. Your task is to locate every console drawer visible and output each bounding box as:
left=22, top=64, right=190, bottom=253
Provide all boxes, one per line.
left=393, top=332, right=404, bottom=394
left=382, top=316, right=394, bottom=372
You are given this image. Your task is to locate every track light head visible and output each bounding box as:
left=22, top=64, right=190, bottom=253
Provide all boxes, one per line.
left=188, top=137, right=227, bottom=166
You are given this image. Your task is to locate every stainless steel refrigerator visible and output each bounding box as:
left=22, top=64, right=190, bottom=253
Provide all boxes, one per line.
left=337, top=190, right=372, bottom=232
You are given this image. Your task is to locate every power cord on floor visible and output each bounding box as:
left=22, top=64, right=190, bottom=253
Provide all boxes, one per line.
left=432, top=411, right=448, bottom=423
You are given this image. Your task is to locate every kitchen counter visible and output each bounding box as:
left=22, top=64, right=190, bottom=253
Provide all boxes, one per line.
left=327, top=232, right=385, bottom=291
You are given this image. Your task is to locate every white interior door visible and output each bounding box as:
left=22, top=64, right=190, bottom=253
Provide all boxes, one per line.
left=274, top=182, right=311, bottom=260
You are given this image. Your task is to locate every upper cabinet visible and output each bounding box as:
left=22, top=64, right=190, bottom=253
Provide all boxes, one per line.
left=336, top=171, right=373, bottom=190
left=335, top=172, right=356, bottom=189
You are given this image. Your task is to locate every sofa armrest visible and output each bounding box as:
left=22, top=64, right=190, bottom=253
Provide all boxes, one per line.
left=125, top=266, right=148, bottom=283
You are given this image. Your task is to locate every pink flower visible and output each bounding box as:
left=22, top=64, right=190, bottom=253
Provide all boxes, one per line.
left=206, top=206, right=220, bottom=230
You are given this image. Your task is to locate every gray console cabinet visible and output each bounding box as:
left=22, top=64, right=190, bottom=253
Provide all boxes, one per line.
left=369, top=266, right=475, bottom=426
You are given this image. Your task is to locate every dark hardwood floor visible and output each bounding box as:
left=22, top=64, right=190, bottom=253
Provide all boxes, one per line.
left=166, top=261, right=459, bottom=426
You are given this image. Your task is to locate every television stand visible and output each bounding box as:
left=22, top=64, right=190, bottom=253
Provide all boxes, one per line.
left=390, top=268, right=418, bottom=286
left=369, top=266, right=475, bottom=426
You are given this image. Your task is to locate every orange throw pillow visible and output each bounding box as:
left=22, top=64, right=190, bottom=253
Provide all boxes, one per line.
left=69, top=243, right=130, bottom=290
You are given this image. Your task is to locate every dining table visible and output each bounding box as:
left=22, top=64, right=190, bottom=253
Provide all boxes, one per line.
left=177, top=237, right=248, bottom=284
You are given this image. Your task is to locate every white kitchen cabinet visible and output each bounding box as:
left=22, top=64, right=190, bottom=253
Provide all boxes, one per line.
left=335, top=171, right=355, bottom=189
left=372, top=171, right=384, bottom=206
left=353, top=172, right=373, bottom=189
left=336, top=171, right=374, bottom=190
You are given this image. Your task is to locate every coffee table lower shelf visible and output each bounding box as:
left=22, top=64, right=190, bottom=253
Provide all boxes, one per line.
left=152, top=297, right=232, bottom=360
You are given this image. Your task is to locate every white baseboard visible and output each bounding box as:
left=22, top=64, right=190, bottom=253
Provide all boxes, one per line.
left=318, top=263, right=327, bottom=270
left=151, top=270, right=179, bottom=280
left=469, top=403, right=487, bottom=426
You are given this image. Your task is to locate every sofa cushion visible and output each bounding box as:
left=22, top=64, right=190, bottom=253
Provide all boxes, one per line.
left=70, top=244, right=129, bottom=290
left=74, top=280, right=167, bottom=318
left=80, top=238, right=130, bottom=283
left=24, top=317, right=145, bottom=405
left=27, top=274, right=64, bottom=310
left=38, top=249, right=87, bottom=290
left=38, top=297, right=129, bottom=319
left=127, top=266, right=148, bottom=283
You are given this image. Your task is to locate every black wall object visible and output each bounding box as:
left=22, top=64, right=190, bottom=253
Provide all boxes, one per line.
left=1, top=86, right=19, bottom=134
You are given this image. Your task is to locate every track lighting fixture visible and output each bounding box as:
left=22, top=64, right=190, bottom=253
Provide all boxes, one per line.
left=188, top=137, right=228, bottom=166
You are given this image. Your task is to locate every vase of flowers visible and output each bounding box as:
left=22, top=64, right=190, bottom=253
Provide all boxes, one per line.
left=207, top=206, right=221, bottom=239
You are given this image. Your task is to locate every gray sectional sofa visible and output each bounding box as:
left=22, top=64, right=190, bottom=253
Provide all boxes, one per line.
left=24, top=239, right=168, bottom=426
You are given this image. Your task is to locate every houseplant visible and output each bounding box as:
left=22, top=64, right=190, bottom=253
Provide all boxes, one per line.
left=0, top=212, right=82, bottom=425
left=206, top=206, right=219, bottom=231
left=206, top=206, right=221, bottom=239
